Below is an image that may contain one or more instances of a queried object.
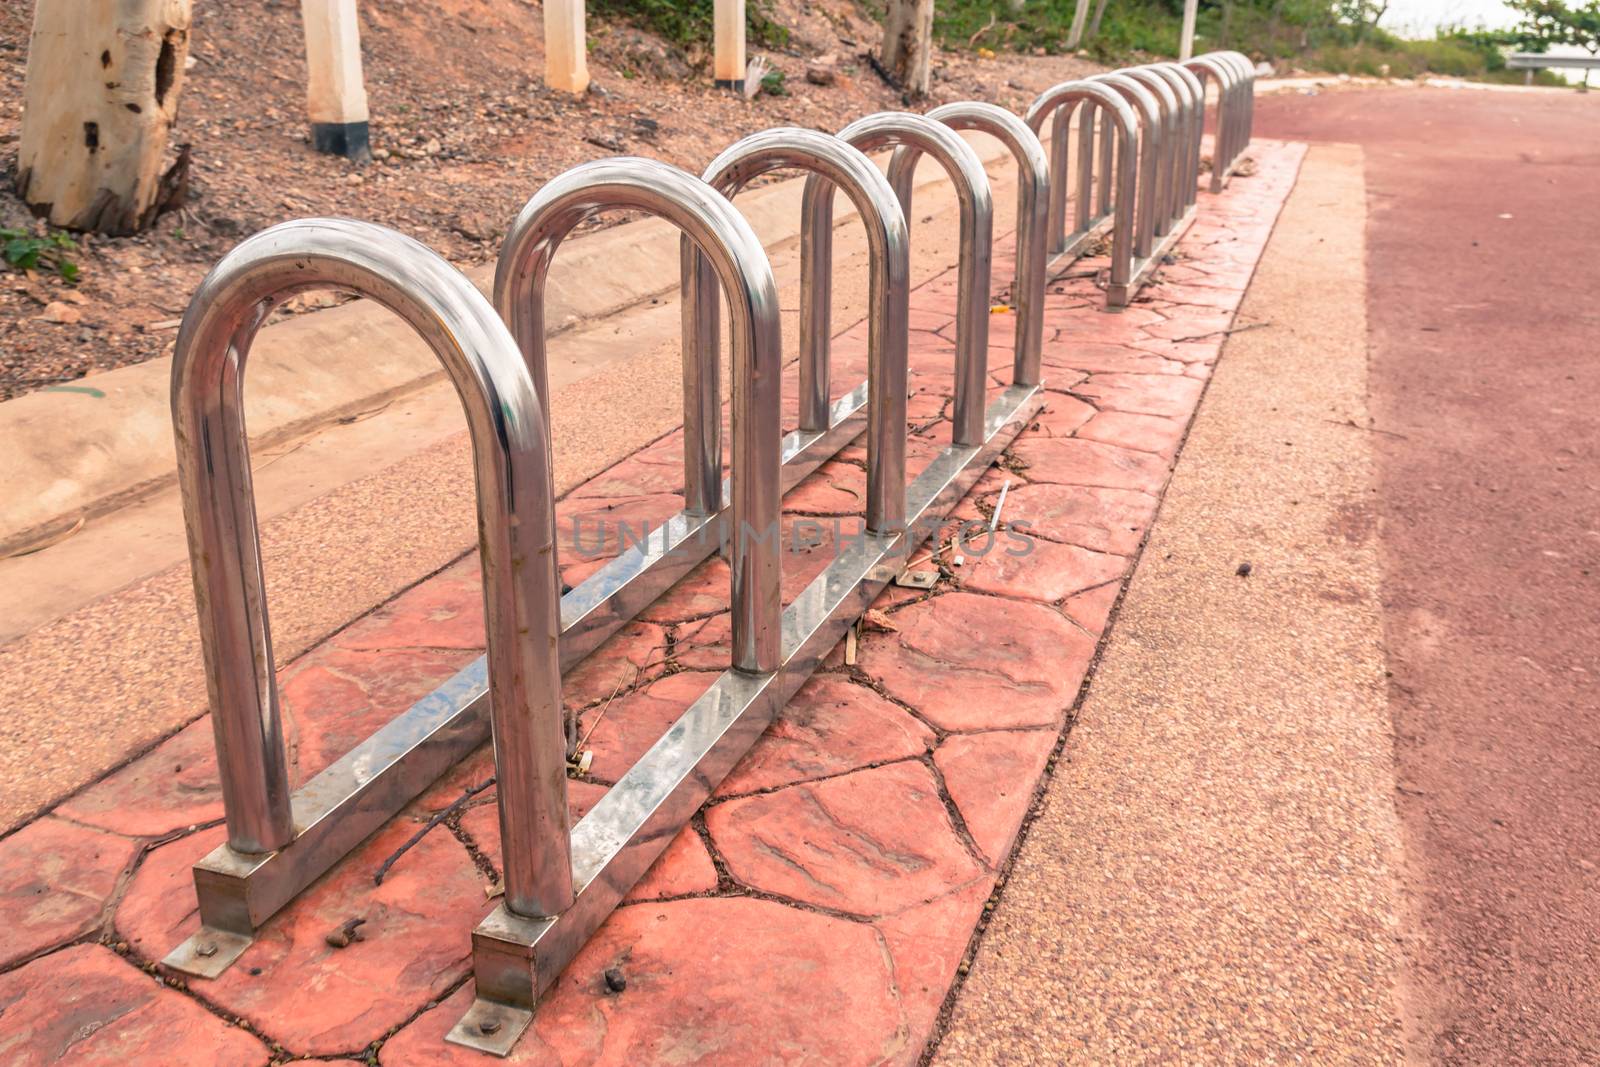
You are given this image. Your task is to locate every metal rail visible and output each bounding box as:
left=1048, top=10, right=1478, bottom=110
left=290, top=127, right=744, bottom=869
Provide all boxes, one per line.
left=1186, top=50, right=1256, bottom=192
left=163, top=219, right=561, bottom=978
left=1026, top=80, right=1139, bottom=289
left=161, top=78, right=1261, bottom=1049
left=449, top=135, right=1045, bottom=1058
left=800, top=111, right=995, bottom=446
left=883, top=101, right=1050, bottom=387
left=691, top=127, right=911, bottom=533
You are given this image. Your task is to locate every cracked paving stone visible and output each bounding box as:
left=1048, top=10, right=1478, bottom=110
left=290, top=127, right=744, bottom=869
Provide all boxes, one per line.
left=115, top=817, right=484, bottom=1057
left=1076, top=411, right=1189, bottom=458
left=714, top=673, right=937, bottom=797
left=1008, top=436, right=1173, bottom=494
left=55, top=717, right=226, bottom=838
left=856, top=593, right=1092, bottom=730
left=0, top=943, right=270, bottom=1066
left=380, top=897, right=905, bottom=1066
left=994, top=483, right=1158, bottom=557
left=706, top=760, right=985, bottom=916
left=0, top=817, right=137, bottom=969
left=934, top=730, right=1057, bottom=867
left=1073, top=372, right=1205, bottom=418
left=955, top=536, right=1128, bottom=606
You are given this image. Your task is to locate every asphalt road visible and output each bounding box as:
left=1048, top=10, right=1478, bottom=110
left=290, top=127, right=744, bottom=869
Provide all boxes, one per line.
left=1255, top=86, right=1600, bottom=1064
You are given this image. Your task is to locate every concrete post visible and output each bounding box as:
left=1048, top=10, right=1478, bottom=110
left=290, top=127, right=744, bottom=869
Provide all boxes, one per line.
left=714, top=0, right=746, bottom=91
left=544, top=0, right=590, bottom=94
left=301, top=0, right=370, bottom=161
left=1180, top=0, right=1198, bottom=61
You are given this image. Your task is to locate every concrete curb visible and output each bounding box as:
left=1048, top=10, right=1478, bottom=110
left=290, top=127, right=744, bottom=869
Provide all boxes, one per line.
left=0, top=135, right=1010, bottom=555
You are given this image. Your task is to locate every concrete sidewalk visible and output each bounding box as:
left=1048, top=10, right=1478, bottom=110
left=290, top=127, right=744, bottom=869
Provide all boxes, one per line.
left=933, top=144, right=1411, bottom=1062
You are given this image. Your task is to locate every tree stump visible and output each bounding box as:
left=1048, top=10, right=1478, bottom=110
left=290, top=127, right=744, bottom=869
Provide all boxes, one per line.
left=16, top=0, right=192, bottom=235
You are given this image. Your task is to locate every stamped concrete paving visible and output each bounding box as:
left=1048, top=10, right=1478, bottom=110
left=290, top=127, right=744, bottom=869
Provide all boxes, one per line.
left=0, top=143, right=1303, bottom=1063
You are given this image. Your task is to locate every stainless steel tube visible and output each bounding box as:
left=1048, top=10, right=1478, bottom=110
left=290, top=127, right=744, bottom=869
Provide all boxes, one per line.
left=1117, top=67, right=1181, bottom=233
left=1184, top=54, right=1237, bottom=191
left=884, top=102, right=1049, bottom=387
left=497, top=158, right=784, bottom=684
left=1222, top=52, right=1257, bottom=164
left=1025, top=81, right=1140, bottom=292
left=694, top=128, right=911, bottom=534
left=801, top=111, right=994, bottom=446
left=1087, top=73, right=1164, bottom=258
left=171, top=219, right=565, bottom=910
left=1154, top=62, right=1206, bottom=208
left=1139, top=64, right=1201, bottom=217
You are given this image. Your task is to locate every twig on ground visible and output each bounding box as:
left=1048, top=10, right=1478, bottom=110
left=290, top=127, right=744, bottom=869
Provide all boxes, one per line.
left=968, top=13, right=998, bottom=46
left=372, top=776, right=496, bottom=885
left=1167, top=319, right=1273, bottom=343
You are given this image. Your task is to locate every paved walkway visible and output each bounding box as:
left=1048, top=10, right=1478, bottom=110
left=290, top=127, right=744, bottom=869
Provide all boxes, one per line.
left=1256, top=86, right=1600, bottom=1064
left=934, top=142, right=1409, bottom=1063
left=0, top=143, right=1303, bottom=1062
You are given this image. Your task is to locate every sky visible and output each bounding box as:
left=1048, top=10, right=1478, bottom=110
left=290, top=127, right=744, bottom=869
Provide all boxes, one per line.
left=1384, top=0, right=1520, bottom=34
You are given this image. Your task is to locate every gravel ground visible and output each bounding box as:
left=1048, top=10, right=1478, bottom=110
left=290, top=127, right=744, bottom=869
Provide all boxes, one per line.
left=0, top=0, right=1097, bottom=399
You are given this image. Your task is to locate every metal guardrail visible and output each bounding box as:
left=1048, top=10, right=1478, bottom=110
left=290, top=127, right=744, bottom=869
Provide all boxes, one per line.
left=1506, top=52, right=1600, bottom=84
left=165, top=81, right=1256, bottom=1056
left=1506, top=51, right=1600, bottom=69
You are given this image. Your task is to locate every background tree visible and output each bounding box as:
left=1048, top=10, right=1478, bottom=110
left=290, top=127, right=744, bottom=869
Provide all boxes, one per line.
left=1508, top=0, right=1600, bottom=84
left=16, top=0, right=193, bottom=235
left=883, top=0, right=935, bottom=97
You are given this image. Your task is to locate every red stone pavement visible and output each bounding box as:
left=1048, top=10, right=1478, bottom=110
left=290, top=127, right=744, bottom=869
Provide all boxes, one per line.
left=0, top=140, right=1304, bottom=1065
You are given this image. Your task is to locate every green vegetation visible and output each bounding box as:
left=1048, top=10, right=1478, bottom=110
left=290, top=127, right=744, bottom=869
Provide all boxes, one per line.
left=929, top=0, right=1568, bottom=83
left=760, top=67, right=790, bottom=95
left=588, top=0, right=790, bottom=51
left=1, top=228, right=80, bottom=283
left=1505, top=0, right=1600, bottom=84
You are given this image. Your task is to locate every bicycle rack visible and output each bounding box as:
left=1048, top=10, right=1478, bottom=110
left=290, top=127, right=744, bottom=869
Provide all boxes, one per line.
left=1088, top=70, right=1193, bottom=307
left=450, top=138, right=1046, bottom=1053
left=1129, top=62, right=1203, bottom=226
left=802, top=111, right=994, bottom=446
left=691, top=127, right=911, bottom=534
left=163, top=219, right=561, bottom=978
left=447, top=157, right=782, bottom=1053
left=1187, top=51, right=1256, bottom=192
left=1026, top=82, right=1134, bottom=287
left=883, top=101, right=1050, bottom=388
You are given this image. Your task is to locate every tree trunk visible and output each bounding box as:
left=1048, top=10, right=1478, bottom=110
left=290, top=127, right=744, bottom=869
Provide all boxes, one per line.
left=16, top=0, right=192, bottom=235
left=1089, top=0, right=1114, bottom=41
left=1065, top=0, right=1092, bottom=49
left=883, top=0, right=934, bottom=99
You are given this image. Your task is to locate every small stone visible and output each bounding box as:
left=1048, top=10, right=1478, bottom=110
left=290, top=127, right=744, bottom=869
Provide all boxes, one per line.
left=805, top=58, right=837, bottom=86
left=603, top=966, right=627, bottom=993
left=1236, top=561, right=1253, bottom=577
left=421, top=138, right=442, bottom=155
left=39, top=301, right=81, bottom=324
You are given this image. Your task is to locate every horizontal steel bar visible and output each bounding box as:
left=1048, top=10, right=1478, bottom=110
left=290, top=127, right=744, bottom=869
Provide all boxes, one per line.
left=1045, top=209, right=1116, bottom=277
left=162, top=378, right=874, bottom=977
left=1106, top=203, right=1197, bottom=307
left=1505, top=53, right=1600, bottom=69
left=445, top=380, right=1047, bottom=1054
